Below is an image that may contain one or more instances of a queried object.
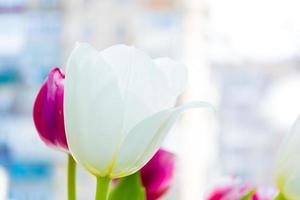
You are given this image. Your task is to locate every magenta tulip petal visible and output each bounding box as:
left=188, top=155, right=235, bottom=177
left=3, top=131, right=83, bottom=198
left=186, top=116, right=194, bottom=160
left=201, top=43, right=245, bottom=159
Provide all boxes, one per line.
left=33, top=68, right=68, bottom=151
left=140, top=149, right=175, bottom=200
left=207, top=186, right=232, bottom=200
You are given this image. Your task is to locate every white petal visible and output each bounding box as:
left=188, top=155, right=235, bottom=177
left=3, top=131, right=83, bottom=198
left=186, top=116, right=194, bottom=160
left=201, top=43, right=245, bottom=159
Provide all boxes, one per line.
left=277, top=116, right=300, bottom=165
left=111, top=101, right=214, bottom=178
left=100, top=45, right=187, bottom=135
left=276, top=116, right=300, bottom=199
left=283, top=167, right=300, bottom=200
left=64, top=43, right=125, bottom=176
left=276, top=116, right=300, bottom=177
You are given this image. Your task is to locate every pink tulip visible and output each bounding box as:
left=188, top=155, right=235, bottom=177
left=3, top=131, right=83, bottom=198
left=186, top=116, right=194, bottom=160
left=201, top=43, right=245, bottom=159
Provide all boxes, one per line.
left=140, top=149, right=176, bottom=200
left=206, top=184, right=272, bottom=200
left=33, top=68, right=68, bottom=151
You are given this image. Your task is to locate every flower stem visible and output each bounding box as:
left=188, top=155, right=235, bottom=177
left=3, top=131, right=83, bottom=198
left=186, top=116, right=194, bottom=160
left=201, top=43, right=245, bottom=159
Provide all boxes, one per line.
left=68, top=154, right=76, bottom=200
left=95, top=176, right=111, bottom=200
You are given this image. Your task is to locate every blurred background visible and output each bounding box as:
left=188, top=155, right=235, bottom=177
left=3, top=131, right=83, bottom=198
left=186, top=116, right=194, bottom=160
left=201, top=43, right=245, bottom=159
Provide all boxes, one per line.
left=0, top=0, right=300, bottom=199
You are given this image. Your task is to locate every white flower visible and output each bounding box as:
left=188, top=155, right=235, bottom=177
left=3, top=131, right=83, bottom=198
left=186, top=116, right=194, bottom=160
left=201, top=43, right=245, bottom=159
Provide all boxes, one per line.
left=276, top=116, right=300, bottom=200
left=64, top=43, right=208, bottom=178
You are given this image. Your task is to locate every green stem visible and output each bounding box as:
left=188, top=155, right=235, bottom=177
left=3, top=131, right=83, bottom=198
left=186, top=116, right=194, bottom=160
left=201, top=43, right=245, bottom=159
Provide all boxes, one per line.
left=95, top=176, right=111, bottom=200
left=68, top=154, right=76, bottom=200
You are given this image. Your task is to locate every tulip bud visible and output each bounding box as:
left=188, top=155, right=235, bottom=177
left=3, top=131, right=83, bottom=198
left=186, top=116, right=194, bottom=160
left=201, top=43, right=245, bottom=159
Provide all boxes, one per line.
left=140, top=149, right=175, bottom=200
left=33, top=68, right=68, bottom=151
left=206, top=184, right=270, bottom=200
left=275, top=116, right=300, bottom=200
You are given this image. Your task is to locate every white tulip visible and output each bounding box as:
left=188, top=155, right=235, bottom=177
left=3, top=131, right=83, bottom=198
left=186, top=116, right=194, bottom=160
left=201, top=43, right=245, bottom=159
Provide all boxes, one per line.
left=64, top=43, right=209, bottom=179
left=276, top=116, right=300, bottom=200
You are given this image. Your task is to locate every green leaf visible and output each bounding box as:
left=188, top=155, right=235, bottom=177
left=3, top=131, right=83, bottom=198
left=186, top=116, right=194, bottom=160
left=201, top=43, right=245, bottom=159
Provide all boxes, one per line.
left=109, top=172, right=146, bottom=200
left=240, top=189, right=256, bottom=200
left=274, top=192, right=288, bottom=200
